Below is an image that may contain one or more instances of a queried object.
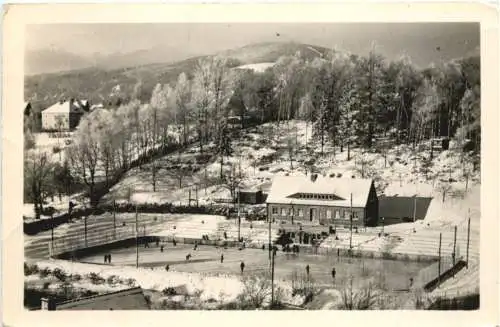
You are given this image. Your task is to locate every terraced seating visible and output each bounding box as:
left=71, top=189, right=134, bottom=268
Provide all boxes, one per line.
left=430, top=262, right=479, bottom=298
left=319, top=232, right=381, bottom=250
left=24, top=214, right=222, bottom=259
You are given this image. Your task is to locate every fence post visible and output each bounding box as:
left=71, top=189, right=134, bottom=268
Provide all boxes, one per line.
left=452, top=225, right=457, bottom=265
left=438, top=232, right=442, bottom=285
left=84, top=213, right=88, bottom=248
left=113, top=200, right=117, bottom=239
left=466, top=216, right=471, bottom=268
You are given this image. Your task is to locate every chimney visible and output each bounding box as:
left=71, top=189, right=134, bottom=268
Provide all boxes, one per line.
left=41, top=297, right=56, bottom=311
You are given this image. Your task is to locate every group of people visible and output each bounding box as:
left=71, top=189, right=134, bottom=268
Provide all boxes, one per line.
left=304, top=264, right=336, bottom=280
left=103, top=253, right=112, bottom=264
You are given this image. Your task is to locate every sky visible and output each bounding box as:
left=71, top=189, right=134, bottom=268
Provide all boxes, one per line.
left=26, top=23, right=479, bottom=73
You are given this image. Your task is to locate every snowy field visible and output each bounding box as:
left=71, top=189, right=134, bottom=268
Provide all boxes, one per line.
left=235, top=62, right=275, bottom=73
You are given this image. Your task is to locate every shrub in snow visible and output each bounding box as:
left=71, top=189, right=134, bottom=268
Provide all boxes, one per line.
left=106, top=275, right=120, bottom=286
left=39, top=267, right=52, bottom=278
left=126, top=278, right=136, bottom=287
left=339, top=282, right=380, bottom=310
left=24, top=263, right=39, bottom=276
left=162, top=287, right=177, bottom=296
left=236, top=273, right=273, bottom=309
left=70, top=274, right=82, bottom=282
left=52, top=268, right=67, bottom=282
left=87, top=272, right=105, bottom=285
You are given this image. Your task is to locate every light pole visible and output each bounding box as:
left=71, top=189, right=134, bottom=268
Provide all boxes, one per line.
left=413, top=195, right=417, bottom=223
left=236, top=185, right=241, bottom=243
left=113, top=200, right=117, bottom=239
left=271, top=245, right=276, bottom=307
left=268, top=217, right=272, bottom=261
left=51, top=213, right=54, bottom=256
left=135, top=205, right=139, bottom=268
left=349, top=193, right=353, bottom=250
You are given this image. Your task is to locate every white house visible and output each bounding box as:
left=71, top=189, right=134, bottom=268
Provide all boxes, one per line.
left=266, top=174, right=379, bottom=227
left=41, top=99, right=89, bottom=131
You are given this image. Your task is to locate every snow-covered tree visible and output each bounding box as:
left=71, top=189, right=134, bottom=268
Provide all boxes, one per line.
left=67, top=115, right=101, bottom=206
left=410, top=78, right=440, bottom=147
left=173, top=73, right=192, bottom=145
left=24, top=151, right=54, bottom=219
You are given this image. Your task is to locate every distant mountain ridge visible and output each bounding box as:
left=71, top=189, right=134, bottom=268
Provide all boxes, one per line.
left=24, top=42, right=329, bottom=110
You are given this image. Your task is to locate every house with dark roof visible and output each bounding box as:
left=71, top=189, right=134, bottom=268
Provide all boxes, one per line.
left=266, top=174, right=379, bottom=227
left=41, top=99, right=90, bottom=131
left=40, top=287, right=150, bottom=310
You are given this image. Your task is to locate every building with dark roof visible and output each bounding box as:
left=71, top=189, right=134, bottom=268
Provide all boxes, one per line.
left=41, top=99, right=90, bottom=131
left=266, top=174, right=379, bottom=227
left=378, top=195, right=432, bottom=225
left=40, top=287, right=150, bottom=310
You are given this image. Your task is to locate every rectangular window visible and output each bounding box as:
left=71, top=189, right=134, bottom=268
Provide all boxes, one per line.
left=281, top=208, right=287, bottom=216
left=289, top=208, right=294, bottom=216
left=326, top=210, right=332, bottom=219
left=298, top=208, right=304, bottom=217
left=352, top=211, right=359, bottom=220
left=335, top=210, right=340, bottom=219
left=272, top=207, right=278, bottom=215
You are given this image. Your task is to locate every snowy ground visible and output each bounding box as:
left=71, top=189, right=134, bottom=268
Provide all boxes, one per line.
left=31, top=259, right=304, bottom=306
left=235, top=62, right=275, bottom=73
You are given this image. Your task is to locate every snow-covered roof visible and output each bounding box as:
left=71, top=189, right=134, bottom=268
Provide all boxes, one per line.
left=43, top=100, right=88, bottom=114
left=90, top=103, right=104, bottom=111
left=266, top=174, right=374, bottom=208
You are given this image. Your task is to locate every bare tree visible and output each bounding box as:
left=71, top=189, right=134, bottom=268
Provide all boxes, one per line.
left=355, top=153, right=374, bottom=178
left=67, top=116, right=100, bottom=206
left=298, top=92, right=314, bottom=148
left=462, top=161, right=474, bottom=192
left=237, top=273, right=273, bottom=309
left=54, top=115, right=65, bottom=162
left=437, top=180, right=452, bottom=203
left=222, top=163, right=243, bottom=202
left=286, top=136, right=296, bottom=170
left=24, top=152, right=54, bottom=219
left=191, top=56, right=234, bottom=153
left=340, top=279, right=379, bottom=310
left=173, top=73, right=192, bottom=146
left=410, top=78, right=439, bottom=150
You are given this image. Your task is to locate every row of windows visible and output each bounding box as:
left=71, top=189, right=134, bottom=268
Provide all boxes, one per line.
left=271, top=206, right=359, bottom=220
left=295, top=193, right=338, bottom=200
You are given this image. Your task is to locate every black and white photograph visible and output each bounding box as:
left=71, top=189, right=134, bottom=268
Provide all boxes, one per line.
left=18, top=19, right=483, bottom=311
